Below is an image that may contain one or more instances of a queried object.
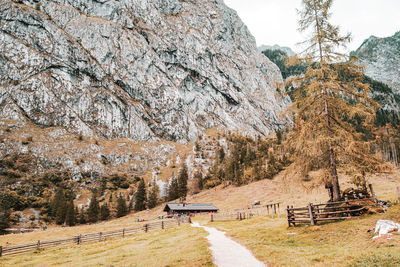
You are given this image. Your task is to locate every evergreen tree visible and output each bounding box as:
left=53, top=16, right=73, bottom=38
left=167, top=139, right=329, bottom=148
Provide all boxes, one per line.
left=177, top=164, right=189, bottom=201
left=116, top=194, right=128, bottom=217
left=134, top=179, right=147, bottom=211
left=0, top=209, right=10, bottom=232
left=54, top=190, right=67, bottom=225
left=287, top=0, right=378, bottom=201
left=65, top=201, right=76, bottom=226
left=0, top=192, right=12, bottom=232
left=87, top=191, right=99, bottom=223
left=167, top=176, right=179, bottom=201
left=147, top=181, right=159, bottom=209
left=51, top=188, right=65, bottom=219
left=100, top=203, right=110, bottom=221
left=78, top=208, right=87, bottom=224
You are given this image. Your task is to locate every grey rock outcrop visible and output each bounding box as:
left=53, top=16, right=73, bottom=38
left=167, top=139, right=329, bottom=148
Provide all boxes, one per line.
left=0, top=0, right=288, bottom=143
left=352, top=32, right=400, bottom=95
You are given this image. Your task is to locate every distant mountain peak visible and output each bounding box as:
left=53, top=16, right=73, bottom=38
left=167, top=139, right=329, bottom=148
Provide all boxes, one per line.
left=258, top=44, right=295, bottom=56
left=352, top=31, right=400, bottom=94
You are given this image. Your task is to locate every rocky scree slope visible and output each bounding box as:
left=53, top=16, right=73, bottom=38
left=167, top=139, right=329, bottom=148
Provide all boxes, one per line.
left=351, top=31, right=400, bottom=95
left=0, top=0, right=288, bottom=143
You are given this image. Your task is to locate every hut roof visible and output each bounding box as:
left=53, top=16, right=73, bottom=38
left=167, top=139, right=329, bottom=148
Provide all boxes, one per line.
left=163, top=203, right=218, bottom=212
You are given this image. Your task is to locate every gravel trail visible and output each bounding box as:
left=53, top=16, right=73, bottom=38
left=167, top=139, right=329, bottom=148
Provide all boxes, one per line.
left=192, top=222, right=266, bottom=267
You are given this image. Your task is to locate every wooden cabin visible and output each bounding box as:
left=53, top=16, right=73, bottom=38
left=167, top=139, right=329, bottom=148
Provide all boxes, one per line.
left=163, top=203, right=218, bottom=215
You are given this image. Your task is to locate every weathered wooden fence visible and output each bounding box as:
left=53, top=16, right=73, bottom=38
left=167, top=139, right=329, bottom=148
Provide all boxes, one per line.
left=210, top=202, right=281, bottom=222
left=0, top=217, right=190, bottom=257
left=286, top=199, right=378, bottom=227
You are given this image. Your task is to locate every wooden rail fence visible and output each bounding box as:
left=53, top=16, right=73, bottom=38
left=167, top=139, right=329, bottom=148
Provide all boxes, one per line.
left=286, top=199, right=378, bottom=227
left=210, top=202, right=281, bottom=222
left=0, top=217, right=190, bottom=257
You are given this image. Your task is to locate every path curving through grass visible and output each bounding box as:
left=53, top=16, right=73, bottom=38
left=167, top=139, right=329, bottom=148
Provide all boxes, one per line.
left=192, top=222, right=266, bottom=267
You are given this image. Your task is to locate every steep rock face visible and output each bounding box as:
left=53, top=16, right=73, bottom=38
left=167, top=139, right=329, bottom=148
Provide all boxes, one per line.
left=0, top=0, right=288, bottom=143
left=352, top=32, right=400, bottom=95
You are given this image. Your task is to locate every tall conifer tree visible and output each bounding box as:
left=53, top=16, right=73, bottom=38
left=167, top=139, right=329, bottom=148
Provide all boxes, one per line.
left=87, top=191, right=99, bottom=223
left=65, top=200, right=76, bottom=226
left=100, top=203, right=110, bottom=220
left=134, top=179, right=147, bottom=211
left=117, top=193, right=128, bottom=217
left=167, top=175, right=179, bottom=201
left=287, top=0, right=378, bottom=201
left=178, top=164, right=189, bottom=201
left=147, top=181, right=159, bottom=209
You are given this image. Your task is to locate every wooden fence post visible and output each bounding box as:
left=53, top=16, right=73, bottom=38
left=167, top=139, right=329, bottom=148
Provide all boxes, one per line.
left=99, top=232, right=102, bottom=241
left=291, top=206, right=296, bottom=226
left=145, top=224, right=149, bottom=232
left=346, top=201, right=351, bottom=218
left=308, top=203, right=315, bottom=226
left=287, top=206, right=291, bottom=227
left=267, top=205, right=270, bottom=215
left=37, top=240, right=41, bottom=250
left=162, top=221, right=164, bottom=229
left=211, top=214, right=214, bottom=222
left=277, top=203, right=280, bottom=216
left=369, top=184, right=377, bottom=203
left=123, top=229, right=125, bottom=237
left=77, top=235, right=81, bottom=244
left=0, top=245, right=3, bottom=257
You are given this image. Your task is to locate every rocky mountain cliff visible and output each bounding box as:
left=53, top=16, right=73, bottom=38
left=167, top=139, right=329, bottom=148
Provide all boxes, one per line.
left=0, top=0, right=288, bottom=143
left=351, top=31, right=400, bottom=95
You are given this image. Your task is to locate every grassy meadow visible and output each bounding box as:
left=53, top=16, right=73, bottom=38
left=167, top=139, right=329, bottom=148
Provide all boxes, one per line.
left=0, top=225, right=213, bottom=267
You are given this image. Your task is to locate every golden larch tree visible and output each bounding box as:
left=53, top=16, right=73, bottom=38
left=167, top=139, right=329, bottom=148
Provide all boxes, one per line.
left=287, top=0, right=378, bottom=201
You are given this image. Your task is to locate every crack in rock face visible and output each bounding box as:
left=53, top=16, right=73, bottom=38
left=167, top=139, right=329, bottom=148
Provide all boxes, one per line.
left=0, top=0, right=289, bottom=142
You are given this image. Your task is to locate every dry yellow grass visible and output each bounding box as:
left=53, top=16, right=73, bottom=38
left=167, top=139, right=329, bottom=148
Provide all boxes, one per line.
left=207, top=205, right=400, bottom=266
left=186, top=168, right=400, bottom=211
left=0, top=225, right=214, bottom=267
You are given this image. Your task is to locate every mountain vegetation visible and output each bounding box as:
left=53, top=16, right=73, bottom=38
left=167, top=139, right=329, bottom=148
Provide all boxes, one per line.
left=201, top=133, right=290, bottom=189
left=261, top=49, right=307, bottom=79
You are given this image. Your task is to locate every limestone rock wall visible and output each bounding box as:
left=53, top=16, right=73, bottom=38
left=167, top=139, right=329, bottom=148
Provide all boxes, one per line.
left=0, top=0, right=288, bottom=142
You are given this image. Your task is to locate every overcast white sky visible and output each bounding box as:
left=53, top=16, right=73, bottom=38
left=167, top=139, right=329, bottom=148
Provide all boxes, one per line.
left=224, top=0, right=400, bottom=53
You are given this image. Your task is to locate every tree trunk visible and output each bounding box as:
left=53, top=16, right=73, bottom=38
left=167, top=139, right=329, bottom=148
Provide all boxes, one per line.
left=329, top=143, right=341, bottom=201
left=325, top=100, right=341, bottom=201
